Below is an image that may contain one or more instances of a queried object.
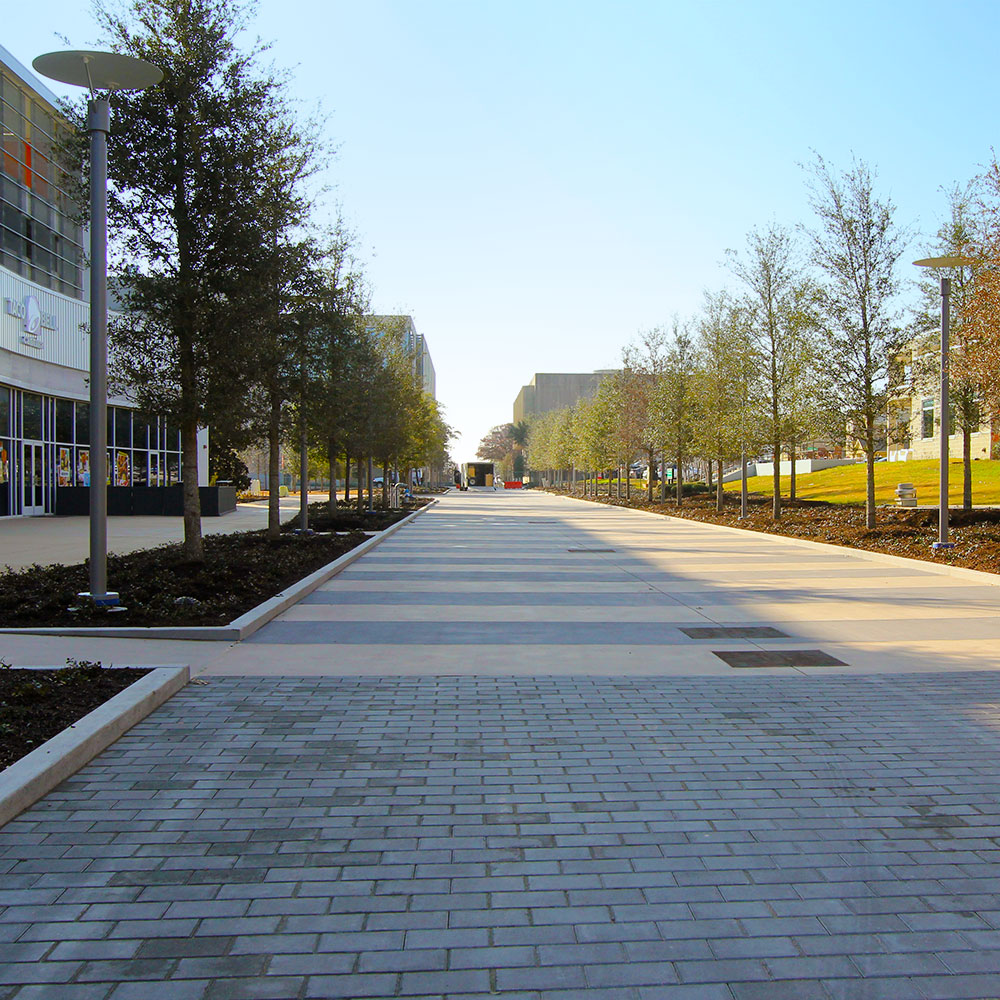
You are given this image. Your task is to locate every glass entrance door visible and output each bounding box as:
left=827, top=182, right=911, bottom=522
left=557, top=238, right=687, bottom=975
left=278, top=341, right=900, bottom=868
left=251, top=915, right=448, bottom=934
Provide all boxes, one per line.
left=21, top=442, right=45, bottom=515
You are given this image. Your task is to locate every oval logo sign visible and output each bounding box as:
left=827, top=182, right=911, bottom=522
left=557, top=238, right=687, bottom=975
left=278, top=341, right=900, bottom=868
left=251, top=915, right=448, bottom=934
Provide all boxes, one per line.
left=23, top=296, right=41, bottom=335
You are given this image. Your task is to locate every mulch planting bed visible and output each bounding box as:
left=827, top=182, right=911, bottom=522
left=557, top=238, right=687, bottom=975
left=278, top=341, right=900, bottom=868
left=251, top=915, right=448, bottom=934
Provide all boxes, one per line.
left=0, top=660, right=149, bottom=770
left=551, top=488, right=1000, bottom=575
left=0, top=528, right=369, bottom=628
left=283, top=498, right=428, bottom=532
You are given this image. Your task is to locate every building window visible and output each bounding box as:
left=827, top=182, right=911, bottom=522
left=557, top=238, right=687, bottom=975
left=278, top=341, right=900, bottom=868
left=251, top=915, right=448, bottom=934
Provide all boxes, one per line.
left=922, top=399, right=934, bottom=439
left=22, top=393, right=42, bottom=440
left=56, top=399, right=74, bottom=443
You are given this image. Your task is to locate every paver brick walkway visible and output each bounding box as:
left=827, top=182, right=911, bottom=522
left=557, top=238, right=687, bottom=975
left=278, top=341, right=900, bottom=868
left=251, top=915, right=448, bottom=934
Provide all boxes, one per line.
left=5, top=672, right=1000, bottom=998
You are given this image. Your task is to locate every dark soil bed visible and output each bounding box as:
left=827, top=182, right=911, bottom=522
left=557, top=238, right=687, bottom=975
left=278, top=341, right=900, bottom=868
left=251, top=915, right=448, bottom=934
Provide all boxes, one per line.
left=284, top=498, right=427, bottom=533
left=550, top=487, right=1000, bottom=575
left=0, top=529, right=369, bottom=628
left=0, top=660, right=149, bottom=770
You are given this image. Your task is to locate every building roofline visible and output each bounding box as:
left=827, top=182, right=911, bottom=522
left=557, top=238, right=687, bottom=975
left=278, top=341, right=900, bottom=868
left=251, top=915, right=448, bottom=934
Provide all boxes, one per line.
left=0, top=43, right=65, bottom=112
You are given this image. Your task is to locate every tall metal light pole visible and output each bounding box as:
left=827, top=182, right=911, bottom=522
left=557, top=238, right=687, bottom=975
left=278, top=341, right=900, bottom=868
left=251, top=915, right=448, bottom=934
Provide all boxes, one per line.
left=33, top=51, right=162, bottom=605
left=913, top=255, right=971, bottom=551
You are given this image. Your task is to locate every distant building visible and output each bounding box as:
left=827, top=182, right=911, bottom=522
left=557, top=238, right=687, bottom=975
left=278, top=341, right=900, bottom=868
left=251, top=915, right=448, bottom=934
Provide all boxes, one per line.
left=513, top=370, right=615, bottom=424
left=366, top=315, right=435, bottom=397
left=887, top=339, right=999, bottom=462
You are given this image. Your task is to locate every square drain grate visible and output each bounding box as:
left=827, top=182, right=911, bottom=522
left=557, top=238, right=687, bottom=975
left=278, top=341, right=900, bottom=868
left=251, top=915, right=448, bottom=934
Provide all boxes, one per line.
left=714, top=649, right=847, bottom=669
left=681, top=626, right=789, bottom=639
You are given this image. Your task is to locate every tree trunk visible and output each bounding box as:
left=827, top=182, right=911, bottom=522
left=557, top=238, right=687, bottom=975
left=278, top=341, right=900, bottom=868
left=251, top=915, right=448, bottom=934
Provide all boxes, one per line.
left=180, top=412, right=203, bottom=560
left=625, top=465, right=631, bottom=500
left=646, top=449, right=654, bottom=503
left=328, top=436, right=337, bottom=506
left=675, top=449, right=683, bottom=507
left=266, top=394, right=281, bottom=542
left=789, top=436, right=797, bottom=502
left=382, top=461, right=390, bottom=509
left=866, top=449, right=876, bottom=529
left=178, top=339, right=203, bottom=560
left=367, top=456, right=374, bottom=511
left=772, top=435, right=781, bottom=521
left=716, top=458, right=724, bottom=512
left=707, top=460, right=713, bottom=490
left=299, top=422, right=309, bottom=531
left=963, top=426, right=972, bottom=510
left=344, top=455, right=350, bottom=503
left=740, top=448, right=748, bottom=518
left=660, top=453, right=667, bottom=502
left=357, top=456, right=365, bottom=513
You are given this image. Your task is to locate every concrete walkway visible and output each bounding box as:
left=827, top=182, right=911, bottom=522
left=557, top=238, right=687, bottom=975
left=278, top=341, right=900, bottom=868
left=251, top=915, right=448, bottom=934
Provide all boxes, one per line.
left=2, top=490, right=1000, bottom=998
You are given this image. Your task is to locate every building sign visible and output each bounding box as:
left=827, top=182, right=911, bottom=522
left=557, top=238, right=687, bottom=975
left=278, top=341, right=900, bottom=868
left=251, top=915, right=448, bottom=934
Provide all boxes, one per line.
left=3, top=294, right=58, bottom=350
left=1, top=270, right=88, bottom=371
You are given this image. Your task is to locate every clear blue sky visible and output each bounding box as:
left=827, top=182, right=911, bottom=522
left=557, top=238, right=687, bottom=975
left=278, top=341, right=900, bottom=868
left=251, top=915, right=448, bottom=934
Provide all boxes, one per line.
left=6, top=0, right=998, bottom=460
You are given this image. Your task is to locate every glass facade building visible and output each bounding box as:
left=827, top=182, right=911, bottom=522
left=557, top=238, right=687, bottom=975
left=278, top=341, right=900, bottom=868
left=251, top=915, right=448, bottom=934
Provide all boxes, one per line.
left=0, top=44, right=203, bottom=517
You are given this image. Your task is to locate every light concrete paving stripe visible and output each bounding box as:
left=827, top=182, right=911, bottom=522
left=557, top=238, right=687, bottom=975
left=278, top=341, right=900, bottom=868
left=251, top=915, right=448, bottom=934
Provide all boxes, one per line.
left=303, top=590, right=692, bottom=606
left=326, top=580, right=662, bottom=592
left=338, top=568, right=640, bottom=579
left=248, top=620, right=826, bottom=644
left=668, top=601, right=1000, bottom=622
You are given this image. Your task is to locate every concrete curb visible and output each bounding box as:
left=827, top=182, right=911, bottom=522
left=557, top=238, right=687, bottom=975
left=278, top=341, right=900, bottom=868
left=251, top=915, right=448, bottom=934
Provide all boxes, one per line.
left=557, top=492, right=1000, bottom=589
left=0, top=501, right=436, bottom=641
left=0, top=665, right=190, bottom=829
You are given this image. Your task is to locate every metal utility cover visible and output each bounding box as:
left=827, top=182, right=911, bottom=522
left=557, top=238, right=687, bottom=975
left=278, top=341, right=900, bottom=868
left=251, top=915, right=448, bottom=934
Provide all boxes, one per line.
left=714, top=649, right=847, bottom=668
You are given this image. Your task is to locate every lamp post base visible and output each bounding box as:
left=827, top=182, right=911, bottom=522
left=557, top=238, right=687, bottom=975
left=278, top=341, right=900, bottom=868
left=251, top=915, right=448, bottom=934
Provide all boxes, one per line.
left=74, top=591, right=124, bottom=609
left=931, top=541, right=955, bottom=551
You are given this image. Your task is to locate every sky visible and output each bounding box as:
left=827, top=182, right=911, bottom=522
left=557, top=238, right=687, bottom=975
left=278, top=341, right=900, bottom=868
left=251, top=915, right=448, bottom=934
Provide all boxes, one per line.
left=5, top=0, right=1000, bottom=461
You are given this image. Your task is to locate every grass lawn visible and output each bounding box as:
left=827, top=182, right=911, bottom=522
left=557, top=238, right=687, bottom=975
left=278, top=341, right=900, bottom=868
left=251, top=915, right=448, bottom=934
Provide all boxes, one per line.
left=742, top=458, right=1000, bottom=505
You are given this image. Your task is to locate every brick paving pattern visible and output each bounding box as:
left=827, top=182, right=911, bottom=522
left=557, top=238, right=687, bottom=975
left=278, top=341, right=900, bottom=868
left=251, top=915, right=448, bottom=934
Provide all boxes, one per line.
left=4, top=672, right=1000, bottom=998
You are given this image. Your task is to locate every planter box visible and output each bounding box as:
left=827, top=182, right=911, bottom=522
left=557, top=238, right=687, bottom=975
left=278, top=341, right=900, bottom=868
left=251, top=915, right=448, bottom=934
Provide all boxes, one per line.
left=56, top=485, right=237, bottom=517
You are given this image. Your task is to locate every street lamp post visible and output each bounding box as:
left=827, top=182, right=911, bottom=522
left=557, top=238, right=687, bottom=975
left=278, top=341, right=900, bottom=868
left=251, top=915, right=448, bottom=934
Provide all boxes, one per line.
left=33, top=51, right=162, bottom=606
left=913, top=255, right=971, bottom=551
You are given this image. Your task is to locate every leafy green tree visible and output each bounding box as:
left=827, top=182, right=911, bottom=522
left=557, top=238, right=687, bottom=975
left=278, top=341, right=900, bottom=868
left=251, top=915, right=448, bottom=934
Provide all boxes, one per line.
left=913, top=184, right=983, bottom=509
left=693, top=291, right=753, bottom=511
left=805, top=154, right=908, bottom=529
left=98, top=0, right=312, bottom=558
left=648, top=323, right=697, bottom=507
left=728, top=223, right=816, bottom=520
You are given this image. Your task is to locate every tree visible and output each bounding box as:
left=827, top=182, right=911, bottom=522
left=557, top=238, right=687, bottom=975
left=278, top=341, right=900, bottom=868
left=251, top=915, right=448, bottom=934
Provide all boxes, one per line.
left=805, top=154, right=908, bottom=529
left=693, top=291, right=753, bottom=511
left=913, top=184, right=982, bottom=509
left=477, top=424, right=515, bottom=464
left=99, top=0, right=312, bottom=558
left=648, top=323, right=697, bottom=507
left=728, top=223, right=816, bottom=520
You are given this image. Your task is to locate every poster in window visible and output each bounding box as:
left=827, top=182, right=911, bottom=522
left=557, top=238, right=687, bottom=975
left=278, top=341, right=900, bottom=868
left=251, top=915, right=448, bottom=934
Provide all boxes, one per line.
left=0, top=443, right=7, bottom=484
left=149, top=451, right=160, bottom=487
left=116, top=450, right=131, bottom=486
left=77, top=449, right=90, bottom=486
left=58, top=447, right=71, bottom=487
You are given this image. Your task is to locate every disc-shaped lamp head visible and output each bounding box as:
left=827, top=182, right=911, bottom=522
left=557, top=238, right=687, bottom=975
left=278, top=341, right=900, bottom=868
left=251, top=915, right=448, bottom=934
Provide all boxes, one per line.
left=33, top=50, right=162, bottom=93
left=913, top=255, right=974, bottom=269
